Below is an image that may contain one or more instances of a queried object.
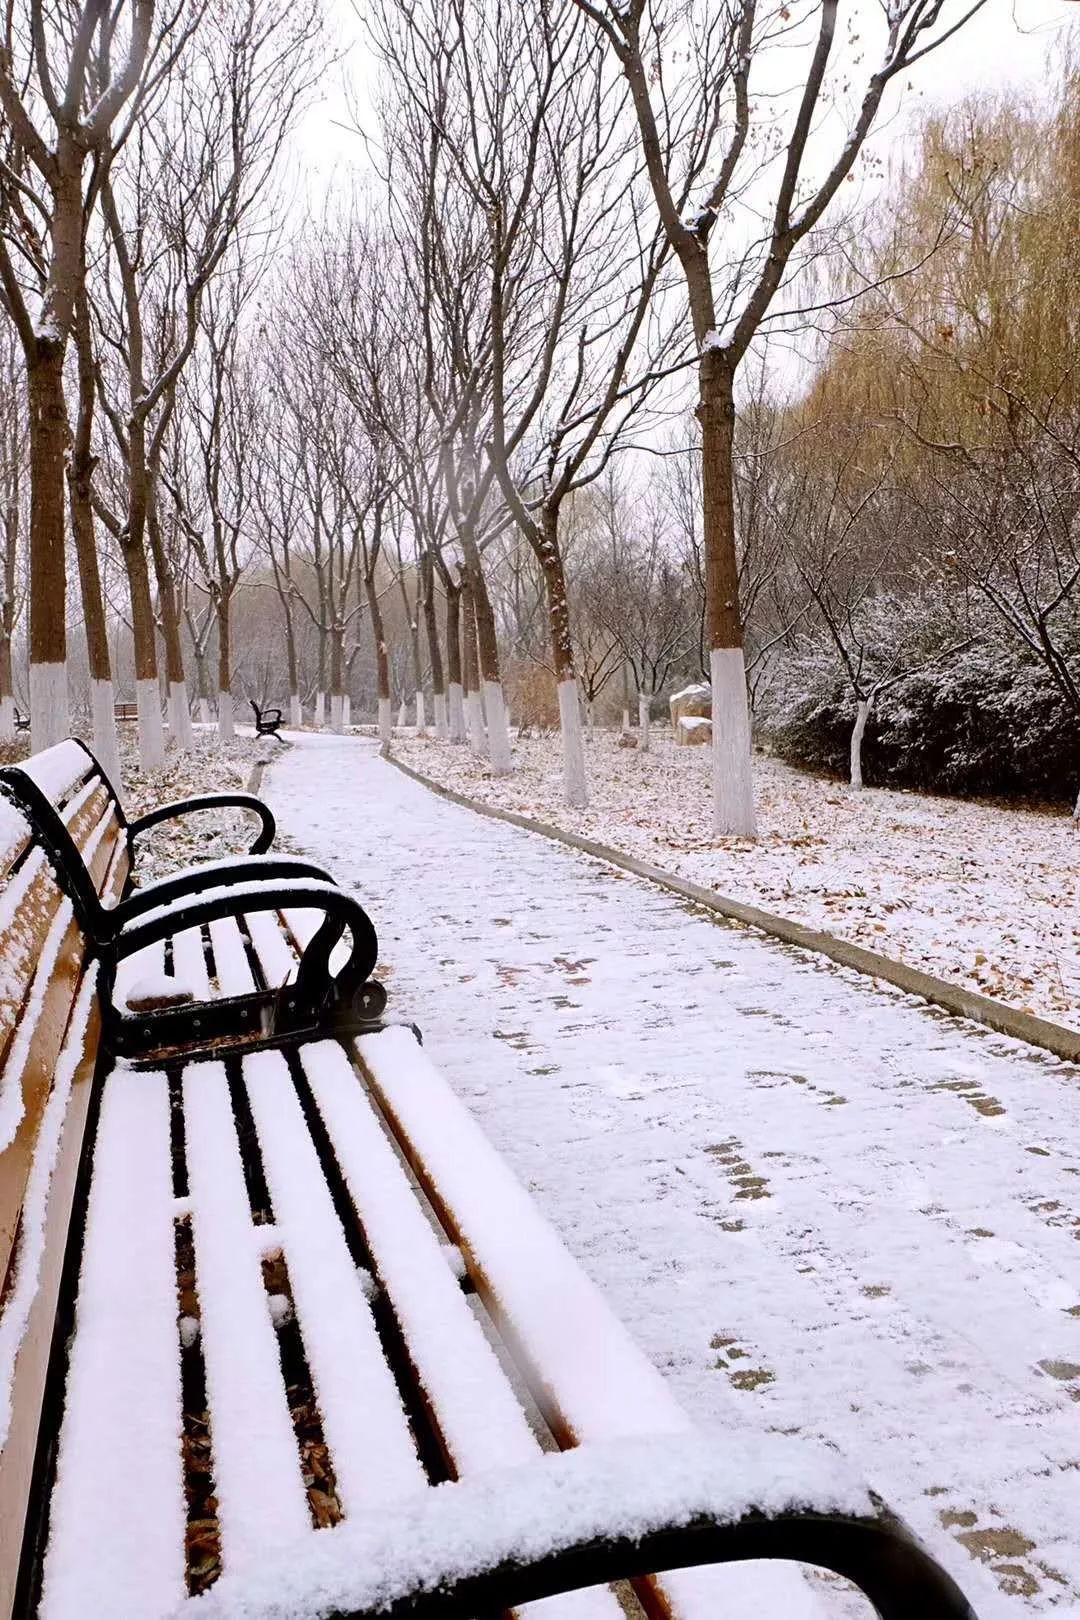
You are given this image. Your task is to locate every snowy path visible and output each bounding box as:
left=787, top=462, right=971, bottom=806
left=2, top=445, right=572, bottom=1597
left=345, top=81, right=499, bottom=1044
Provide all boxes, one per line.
left=266, top=735, right=1080, bottom=1619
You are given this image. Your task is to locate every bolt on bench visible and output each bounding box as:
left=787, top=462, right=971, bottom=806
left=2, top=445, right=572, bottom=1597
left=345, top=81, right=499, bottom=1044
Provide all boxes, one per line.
left=0, top=744, right=977, bottom=1620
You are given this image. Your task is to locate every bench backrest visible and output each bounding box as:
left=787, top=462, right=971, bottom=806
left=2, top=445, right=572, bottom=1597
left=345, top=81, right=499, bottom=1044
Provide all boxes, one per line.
left=0, top=742, right=128, bottom=942
left=0, top=777, right=126, bottom=1611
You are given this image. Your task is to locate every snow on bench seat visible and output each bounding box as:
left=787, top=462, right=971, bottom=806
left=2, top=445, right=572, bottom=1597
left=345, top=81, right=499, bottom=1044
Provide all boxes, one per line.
left=300, top=1040, right=621, bottom=1620
left=35, top=1029, right=844, bottom=1620
left=244, top=910, right=299, bottom=988
left=208, top=917, right=257, bottom=997
left=183, top=1060, right=311, bottom=1568
left=171, top=926, right=212, bottom=1001
left=174, top=1428, right=873, bottom=1620
left=241, top=1050, right=424, bottom=1514
left=355, top=1026, right=827, bottom=1619
left=40, top=1067, right=185, bottom=1620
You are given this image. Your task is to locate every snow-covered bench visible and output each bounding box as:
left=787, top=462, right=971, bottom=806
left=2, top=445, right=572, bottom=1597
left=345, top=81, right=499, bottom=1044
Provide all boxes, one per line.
left=0, top=746, right=978, bottom=1620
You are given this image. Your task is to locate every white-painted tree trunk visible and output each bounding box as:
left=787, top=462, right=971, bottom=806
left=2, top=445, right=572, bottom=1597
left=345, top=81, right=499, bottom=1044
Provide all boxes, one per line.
left=710, top=648, right=756, bottom=836
left=169, top=682, right=194, bottom=751
left=343, top=694, right=351, bottom=728
left=137, top=677, right=166, bottom=771
left=433, top=692, right=449, bottom=741
left=313, top=690, right=326, bottom=729
left=289, top=694, right=302, bottom=728
left=415, top=690, right=426, bottom=737
left=557, top=677, right=588, bottom=809
left=484, top=680, right=512, bottom=774
left=397, top=698, right=408, bottom=730
left=197, top=696, right=212, bottom=726
left=0, top=695, right=14, bottom=744
left=378, top=695, right=392, bottom=747
left=585, top=700, right=595, bottom=742
left=90, top=678, right=122, bottom=791
left=448, top=682, right=466, bottom=743
left=849, top=697, right=872, bottom=791
left=638, top=692, right=650, bottom=753
left=621, top=705, right=630, bottom=735
left=217, top=689, right=235, bottom=742
left=330, top=693, right=344, bottom=734
left=30, top=662, right=68, bottom=754
left=465, top=691, right=485, bottom=755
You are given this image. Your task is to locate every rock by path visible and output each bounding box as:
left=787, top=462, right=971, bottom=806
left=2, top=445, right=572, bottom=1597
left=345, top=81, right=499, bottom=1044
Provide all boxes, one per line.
left=266, top=734, right=1080, bottom=1618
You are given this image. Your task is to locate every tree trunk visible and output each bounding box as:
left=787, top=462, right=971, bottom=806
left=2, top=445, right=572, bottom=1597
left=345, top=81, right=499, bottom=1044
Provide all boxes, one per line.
left=26, top=347, right=70, bottom=750
left=67, top=291, right=122, bottom=783
left=698, top=352, right=756, bottom=836
left=540, top=519, right=587, bottom=809
left=638, top=690, right=650, bottom=753
left=0, top=647, right=13, bottom=743
left=462, top=535, right=511, bottom=773
left=282, top=601, right=301, bottom=727
left=850, top=696, right=871, bottom=791
left=217, top=592, right=234, bottom=740
left=444, top=584, right=465, bottom=743
left=121, top=537, right=166, bottom=769
left=194, top=647, right=214, bottom=724
left=314, top=626, right=327, bottom=728
left=460, top=573, right=486, bottom=756
left=421, top=552, right=448, bottom=741
left=147, top=504, right=193, bottom=751
left=365, top=571, right=392, bottom=748
left=329, top=626, right=344, bottom=733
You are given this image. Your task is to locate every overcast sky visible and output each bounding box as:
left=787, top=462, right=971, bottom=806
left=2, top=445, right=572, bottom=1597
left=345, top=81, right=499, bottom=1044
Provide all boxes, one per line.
left=293, top=0, right=1079, bottom=211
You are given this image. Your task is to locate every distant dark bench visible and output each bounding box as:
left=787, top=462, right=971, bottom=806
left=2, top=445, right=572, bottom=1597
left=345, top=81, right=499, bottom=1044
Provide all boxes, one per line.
left=114, top=701, right=138, bottom=723
left=0, top=742, right=977, bottom=1620
left=251, top=699, right=285, bottom=739
left=13, top=711, right=29, bottom=734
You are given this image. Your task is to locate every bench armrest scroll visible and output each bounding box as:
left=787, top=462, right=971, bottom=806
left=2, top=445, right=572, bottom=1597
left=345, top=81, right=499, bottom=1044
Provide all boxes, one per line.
left=127, top=793, right=276, bottom=855
left=104, top=879, right=381, bottom=1050
left=108, top=855, right=335, bottom=933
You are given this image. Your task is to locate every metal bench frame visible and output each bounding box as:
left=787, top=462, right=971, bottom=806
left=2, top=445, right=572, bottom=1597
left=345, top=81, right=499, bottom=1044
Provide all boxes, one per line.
left=251, top=700, right=285, bottom=739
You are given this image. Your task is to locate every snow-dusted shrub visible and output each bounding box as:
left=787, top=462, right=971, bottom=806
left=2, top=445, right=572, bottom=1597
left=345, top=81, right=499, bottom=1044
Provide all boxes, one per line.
left=761, top=635, right=1080, bottom=804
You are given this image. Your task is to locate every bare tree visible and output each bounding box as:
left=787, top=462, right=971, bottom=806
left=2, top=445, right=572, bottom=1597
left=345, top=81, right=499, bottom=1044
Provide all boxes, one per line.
left=0, top=0, right=201, bottom=748
left=575, top=0, right=988, bottom=831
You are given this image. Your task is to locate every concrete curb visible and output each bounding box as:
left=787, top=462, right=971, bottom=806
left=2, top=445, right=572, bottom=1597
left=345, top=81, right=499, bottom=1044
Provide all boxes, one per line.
left=386, top=751, right=1080, bottom=1066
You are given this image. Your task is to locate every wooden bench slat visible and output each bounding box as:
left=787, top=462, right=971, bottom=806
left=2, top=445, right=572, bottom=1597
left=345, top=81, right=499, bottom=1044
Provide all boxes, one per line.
left=300, top=1041, right=625, bottom=1620
left=302, top=1040, right=552, bottom=1472
left=39, top=1067, right=185, bottom=1620
left=243, top=1050, right=426, bottom=1513
left=113, top=939, right=167, bottom=1005
left=171, top=926, right=212, bottom=1001
left=356, top=1029, right=824, bottom=1620
left=0, top=974, right=100, bottom=1620
left=208, top=917, right=257, bottom=998
left=182, top=1059, right=311, bottom=1567
left=244, top=911, right=299, bottom=989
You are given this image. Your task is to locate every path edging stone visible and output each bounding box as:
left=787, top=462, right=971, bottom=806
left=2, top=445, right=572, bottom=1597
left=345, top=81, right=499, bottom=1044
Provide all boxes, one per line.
left=385, top=750, right=1080, bottom=1065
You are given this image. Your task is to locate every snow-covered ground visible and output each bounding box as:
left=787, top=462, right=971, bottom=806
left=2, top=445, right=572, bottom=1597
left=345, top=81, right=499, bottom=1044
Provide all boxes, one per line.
left=266, top=733, right=1080, bottom=1620
left=393, top=732, right=1080, bottom=1029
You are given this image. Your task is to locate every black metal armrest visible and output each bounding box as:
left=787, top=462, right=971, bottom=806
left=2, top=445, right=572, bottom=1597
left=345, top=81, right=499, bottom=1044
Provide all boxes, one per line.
left=102, top=878, right=383, bottom=1056
left=361, top=1506, right=976, bottom=1620
left=105, top=854, right=336, bottom=937
left=184, top=1436, right=976, bottom=1620
left=127, top=792, right=276, bottom=856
